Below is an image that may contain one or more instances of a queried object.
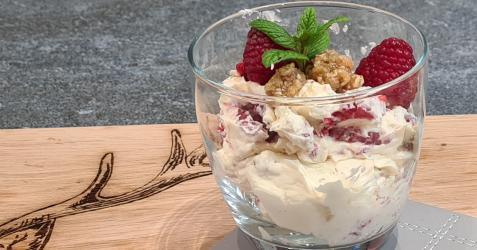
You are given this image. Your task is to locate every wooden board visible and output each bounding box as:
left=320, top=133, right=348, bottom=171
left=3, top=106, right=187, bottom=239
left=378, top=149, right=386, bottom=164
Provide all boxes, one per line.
left=0, top=115, right=476, bottom=250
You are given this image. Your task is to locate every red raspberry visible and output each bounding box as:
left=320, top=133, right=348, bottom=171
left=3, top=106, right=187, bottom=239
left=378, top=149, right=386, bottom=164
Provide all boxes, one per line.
left=236, top=62, right=245, bottom=76
left=265, top=131, right=279, bottom=143
left=355, top=38, right=417, bottom=108
left=238, top=103, right=263, bottom=122
left=332, top=107, right=374, bottom=121
left=325, top=126, right=383, bottom=145
left=242, top=28, right=285, bottom=85
left=237, top=103, right=279, bottom=143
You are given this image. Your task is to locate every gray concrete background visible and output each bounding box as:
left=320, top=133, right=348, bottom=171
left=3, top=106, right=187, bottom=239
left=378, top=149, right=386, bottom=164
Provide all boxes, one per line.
left=0, top=0, right=475, bottom=128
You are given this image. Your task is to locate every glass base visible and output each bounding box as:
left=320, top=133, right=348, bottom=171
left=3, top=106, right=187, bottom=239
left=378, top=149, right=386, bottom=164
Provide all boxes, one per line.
left=238, top=224, right=396, bottom=250
left=218, top=178, right=398, bottom=249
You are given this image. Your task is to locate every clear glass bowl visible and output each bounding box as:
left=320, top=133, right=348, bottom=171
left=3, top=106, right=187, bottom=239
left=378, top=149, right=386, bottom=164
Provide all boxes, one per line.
left=189, top=1, right=427, bottom=249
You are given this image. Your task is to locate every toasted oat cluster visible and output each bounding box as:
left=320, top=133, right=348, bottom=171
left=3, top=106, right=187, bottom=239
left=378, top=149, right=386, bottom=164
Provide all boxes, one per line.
left=306, top=50, right=364, bottom=93
left=265, top=63, right=307, bottom=97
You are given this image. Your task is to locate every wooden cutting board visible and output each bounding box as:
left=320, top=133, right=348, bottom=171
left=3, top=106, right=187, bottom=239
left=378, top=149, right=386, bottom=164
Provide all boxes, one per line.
left=0, top=115, right=476, bottom=250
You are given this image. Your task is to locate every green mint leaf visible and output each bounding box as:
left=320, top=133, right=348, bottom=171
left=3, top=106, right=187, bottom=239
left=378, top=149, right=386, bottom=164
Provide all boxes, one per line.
left=303, top=32, right=330, bottom=58
left=297, top=7, right=318, bottom=38
left=301, top=16, right=349, bottom=59
left=316, top=16, right=350, bottom=34
left=262, top=49, right=309, bottom=68
left=249, top=19, right=296, bottom=49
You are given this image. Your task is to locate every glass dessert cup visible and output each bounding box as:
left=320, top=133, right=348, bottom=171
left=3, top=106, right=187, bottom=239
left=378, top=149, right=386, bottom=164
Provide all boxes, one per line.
left=189, top=1, right=428, bottom=249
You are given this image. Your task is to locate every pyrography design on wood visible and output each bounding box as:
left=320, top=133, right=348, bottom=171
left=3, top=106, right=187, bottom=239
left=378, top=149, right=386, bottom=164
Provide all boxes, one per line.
left=0, top=129, right=211, bottom=250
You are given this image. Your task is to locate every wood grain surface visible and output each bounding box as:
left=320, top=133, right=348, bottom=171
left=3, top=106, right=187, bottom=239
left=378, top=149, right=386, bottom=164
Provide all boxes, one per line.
left=0, top=115, right=476, bottom=250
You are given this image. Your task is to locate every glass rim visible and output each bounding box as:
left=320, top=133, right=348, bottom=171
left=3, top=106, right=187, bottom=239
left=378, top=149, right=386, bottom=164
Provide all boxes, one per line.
left=188, top=1, right=428, bottom=105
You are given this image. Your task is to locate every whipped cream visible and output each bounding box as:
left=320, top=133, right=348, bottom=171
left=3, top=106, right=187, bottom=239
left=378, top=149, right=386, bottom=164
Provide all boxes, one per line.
left=213, top=75, right=417, bottom=245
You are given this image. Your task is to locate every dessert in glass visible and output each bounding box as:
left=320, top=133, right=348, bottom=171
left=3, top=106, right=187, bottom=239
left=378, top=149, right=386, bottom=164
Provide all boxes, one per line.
left=189, top=2, right=428, bottom=249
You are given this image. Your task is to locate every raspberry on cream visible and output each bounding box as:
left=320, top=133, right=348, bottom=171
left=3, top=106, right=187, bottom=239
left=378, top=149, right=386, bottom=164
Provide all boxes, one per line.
left=356, top=37, right=418, bottom=108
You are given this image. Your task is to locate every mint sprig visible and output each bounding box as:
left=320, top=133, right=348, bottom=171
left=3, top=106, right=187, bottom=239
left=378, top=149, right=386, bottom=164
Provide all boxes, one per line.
left=250, top=7, right=350, bottom=71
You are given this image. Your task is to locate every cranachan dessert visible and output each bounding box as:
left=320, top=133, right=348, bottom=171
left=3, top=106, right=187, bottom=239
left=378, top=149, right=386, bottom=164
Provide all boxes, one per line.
left=202, top=7, right=421, bottom=246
